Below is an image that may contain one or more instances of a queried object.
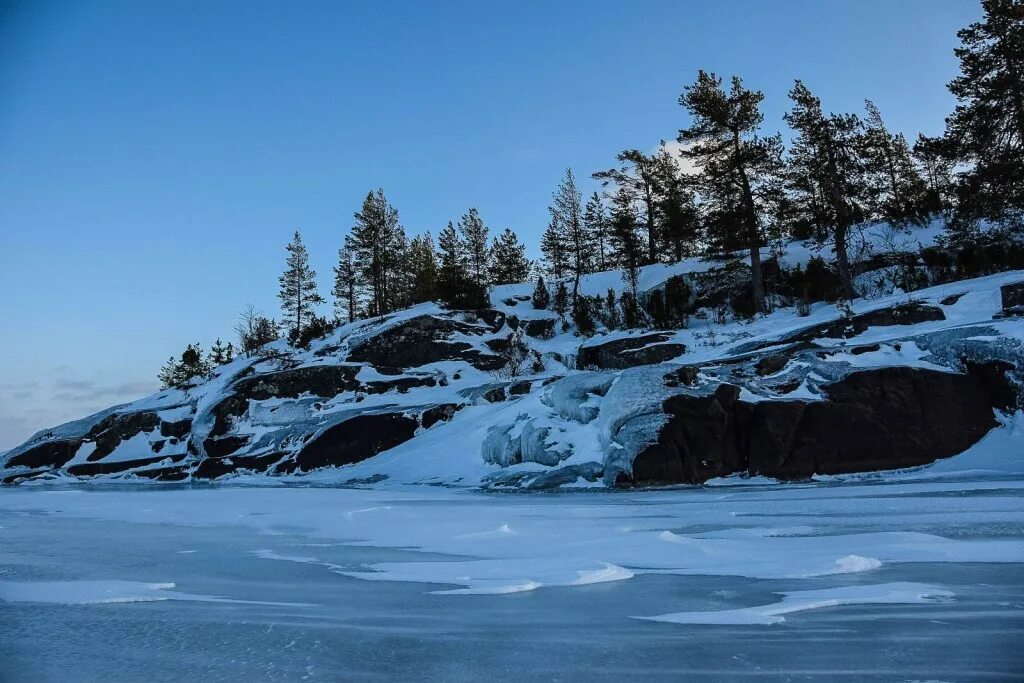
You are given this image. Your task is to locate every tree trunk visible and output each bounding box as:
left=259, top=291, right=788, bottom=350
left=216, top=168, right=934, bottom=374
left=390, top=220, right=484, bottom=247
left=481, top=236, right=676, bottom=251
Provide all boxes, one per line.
left=644, top=185, right=657, bottom=265
left=733, top=132, right=766, bottom=315
left=824, top=145, right=858, bottom=300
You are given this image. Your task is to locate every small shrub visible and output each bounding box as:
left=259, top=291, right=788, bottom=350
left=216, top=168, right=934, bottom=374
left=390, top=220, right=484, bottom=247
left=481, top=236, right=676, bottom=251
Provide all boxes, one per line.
left=531, top=276, right=550, bottom=310
left=572, top=296, right=596, bottom=336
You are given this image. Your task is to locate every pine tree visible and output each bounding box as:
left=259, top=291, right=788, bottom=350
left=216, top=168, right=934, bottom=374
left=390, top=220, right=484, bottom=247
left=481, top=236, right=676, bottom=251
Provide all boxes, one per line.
left=550, top=168, right=589, bottom=301
left=455, top=208, right=490, bottom=308
left=571, top=295, right=596, bottom=336
left=437, top=220, right=464, bottom=308
left=593, top=150, right=661, bottom=263
left=862, top=100, right=929, bottom=226
left=604, top=288, right=620, bottom=329
left=159, top=343, right=211, bottom=389
left=678, top=71, right=783, bottom=315
left=654, top=143, right=700, bottom=262
left=583, top=192, right=612, bottom=271
left=208, top=337, right=233, bottom=365
left=913, top=134, right=956, bottom=217
left=552, top=280, right=569, bottom=320
left=540, top=214, right=568, bottom=279
left=489, top=227, right=531, bottom=285
left=940, top=0, right=1024, bottom=235
left=531, top=276, right=550, bottom=309
left=349, top=190, right=406, bottom=316
left=407, top=232, right=439, bottom=304
left=609, top=188, right=644, bottom=299
left=784, top=80, right=868, bottom=299
left=332, top=246, right=359, bottom=323
left=278, top=230, right=324, bottom=340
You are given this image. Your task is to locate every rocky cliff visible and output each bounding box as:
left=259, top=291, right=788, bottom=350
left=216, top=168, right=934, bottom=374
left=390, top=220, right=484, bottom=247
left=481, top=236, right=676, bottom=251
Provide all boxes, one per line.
left=3, top=256, right=1023, bottom=489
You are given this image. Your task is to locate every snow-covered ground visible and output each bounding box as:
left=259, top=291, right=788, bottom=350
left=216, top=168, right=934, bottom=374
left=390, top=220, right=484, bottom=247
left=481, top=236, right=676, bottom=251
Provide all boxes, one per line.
left=2, top=450, right=1023, bottom=680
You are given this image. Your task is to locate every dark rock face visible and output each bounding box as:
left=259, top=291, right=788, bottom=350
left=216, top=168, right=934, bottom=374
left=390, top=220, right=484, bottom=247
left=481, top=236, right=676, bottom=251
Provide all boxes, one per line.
left=6, top=439, right=81, bottom=470
left=734, top=303, right=948, bottom=355
left=365, top=375, right=437, bottom=395
left=348, top=315, right=503, bottom=371
left=628, top=365, right=1004, bottom=486
left=1001, top=281, right=1024, bottom=315
left=85, top=411, right=161, bottom=461
left=483, top=386, right=506, bottom=403
left=160, top=418, right=193, bottom=439
left=755, top=354, right=789, bottom=376
left=283, top=412, right=419, bottom=473
left=232, top=365, right=362, bottom=401
left=66, top=454, right=186, bottom=478
left=420, top=403, right=462, bottom=429
left=508, top=380, right=532, bottom=396
left=203, top=435, right=251, bottom=458
left=963, top=359, right=1019, bottom=412
left=579, top=333, right=686, bottom=370
left=194, top=451, right=285, bottom=479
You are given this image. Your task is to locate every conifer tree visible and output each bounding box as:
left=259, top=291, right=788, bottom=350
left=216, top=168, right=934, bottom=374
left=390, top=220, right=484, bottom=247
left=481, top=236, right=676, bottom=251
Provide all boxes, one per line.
left=593, top=151, right=661, bottom=263
left=489, top=227, right=531, bottom=285
left=208, top=338, right=233, bottom=365
left=552, top=280, right=569, bottom=320
left=938, top=0, right=1024, bottom=235
left=158, top=343, right=211, bottom=389
left=457, top=208, right=490, bottom=308
left=654, top=144, right=700, bottom=262
left=583, top=192, right=612, bottom=271
left=437, top=220, right=467, bottom=308
left=278, top=230, right=324, bottom=340
left=678, top=71, right=783, bottom=315
left=913, top=134, right=956, bottom=217
left=604, top=288, right=620, bottom=329
left=784, top=80, right=868, bottom=299
left=540, top=214, right=568, bottom=279
left=407, top=232, right=439, bottom=304
left=531, top=276, right=550, bottom=309
left=550, top=168, right=588, bottom=301
left=862, top=100, right=929, bottom=225
left=332, top=246, right=359, bottom=323
left=349, top=190, right=405, bottom=316
left=609, top=188, right=644, bottom=299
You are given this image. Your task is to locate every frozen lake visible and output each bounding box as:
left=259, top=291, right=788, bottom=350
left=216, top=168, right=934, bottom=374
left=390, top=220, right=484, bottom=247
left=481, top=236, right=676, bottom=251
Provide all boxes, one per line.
left=1, top=475, right=1023, bottom=681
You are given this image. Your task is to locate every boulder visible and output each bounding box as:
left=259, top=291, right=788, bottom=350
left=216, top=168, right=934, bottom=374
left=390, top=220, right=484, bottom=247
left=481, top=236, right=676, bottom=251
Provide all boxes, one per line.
left=508, top=380, right=532, bottom=396
left=755, top=354, right=789, bottom=376
left=420, top=403, right=462, bottom=429
left=348, top=315, right=503, bottom=371
left=1001, top=281, right=1024, bottom=316
left=578, top=333, right=685, bottom=370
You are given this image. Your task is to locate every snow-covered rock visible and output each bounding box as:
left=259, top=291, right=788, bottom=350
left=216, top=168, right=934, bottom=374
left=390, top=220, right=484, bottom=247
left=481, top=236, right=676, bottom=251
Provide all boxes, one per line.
left=3, top=231, right=1022, bottom=489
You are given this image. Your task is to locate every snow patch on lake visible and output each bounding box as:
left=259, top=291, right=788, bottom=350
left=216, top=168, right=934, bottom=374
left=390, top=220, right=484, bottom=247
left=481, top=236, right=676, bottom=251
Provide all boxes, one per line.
left=0, top=579, right=312, bottom=607
left=635, top=582, right=954, bottom=625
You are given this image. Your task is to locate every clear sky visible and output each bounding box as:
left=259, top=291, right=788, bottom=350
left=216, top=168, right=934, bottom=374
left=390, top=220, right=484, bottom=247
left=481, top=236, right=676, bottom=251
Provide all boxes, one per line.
left=0, top=0, right=982, bottom=450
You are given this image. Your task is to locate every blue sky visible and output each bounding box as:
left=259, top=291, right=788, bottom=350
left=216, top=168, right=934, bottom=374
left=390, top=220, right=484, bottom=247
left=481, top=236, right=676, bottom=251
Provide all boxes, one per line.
left=0, top=0, right=980, bottom=449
